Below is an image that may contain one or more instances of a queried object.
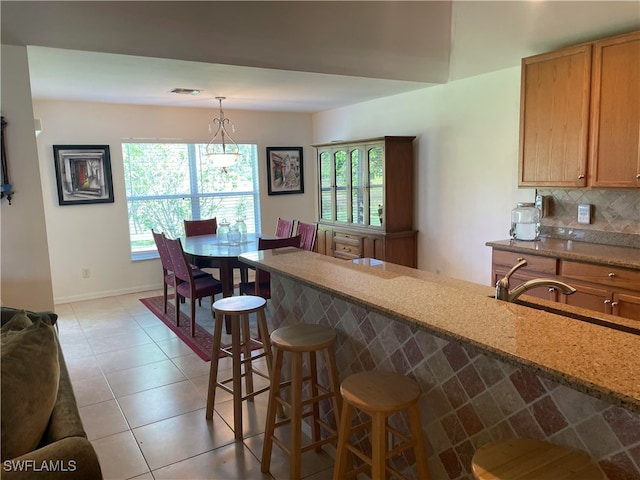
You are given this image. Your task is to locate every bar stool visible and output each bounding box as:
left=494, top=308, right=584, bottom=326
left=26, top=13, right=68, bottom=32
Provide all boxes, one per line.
left=205, top=295, right=274, bottom=440
left=261, top=324, right=342, bottom=480
left=471, top=438, right=605, bottom=480
left=333, top=371, right=430, bottom=480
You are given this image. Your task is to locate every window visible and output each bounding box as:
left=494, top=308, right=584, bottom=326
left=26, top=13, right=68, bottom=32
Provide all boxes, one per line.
left=122, top=142, right=260, bottom=260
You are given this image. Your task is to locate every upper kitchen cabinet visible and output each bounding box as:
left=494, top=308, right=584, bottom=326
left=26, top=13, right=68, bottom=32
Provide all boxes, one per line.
left=519, top=30, right=640, bottom=188
left=589, top=31, right=640, bottom=187
left=519, top=45, right=592, bottom=187
left=313, top=136, right=417, bottom=267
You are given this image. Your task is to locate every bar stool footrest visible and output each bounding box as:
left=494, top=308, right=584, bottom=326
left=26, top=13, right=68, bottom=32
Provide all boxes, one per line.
left=241, top=385, right=270, bottom=402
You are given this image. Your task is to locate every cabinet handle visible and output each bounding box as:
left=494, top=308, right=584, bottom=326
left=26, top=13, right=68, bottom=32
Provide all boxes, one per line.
left=604, top=299, right=611, bottom=305
left=611, top=302, right=618, bottom=307
left=608, top=272, right=615, bottom=277
left=516, top=257, right=524, bottom=262
left=548, top=287, right=556, bottom=292
left=578, top=174, right=585, bottom=179
left=636, top=174, right=640, bottom=179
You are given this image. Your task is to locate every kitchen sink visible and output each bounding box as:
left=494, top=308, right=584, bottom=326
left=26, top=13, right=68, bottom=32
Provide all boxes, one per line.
left=494, top=296, right=640, bottom=336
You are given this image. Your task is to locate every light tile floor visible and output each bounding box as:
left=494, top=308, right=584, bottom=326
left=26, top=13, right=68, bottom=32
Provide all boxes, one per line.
left=56, top=290, right=337, bottom=480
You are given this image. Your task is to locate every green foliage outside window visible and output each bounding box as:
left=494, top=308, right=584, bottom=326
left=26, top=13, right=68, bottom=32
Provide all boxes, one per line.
left=123, top=143, right=259, bottom=257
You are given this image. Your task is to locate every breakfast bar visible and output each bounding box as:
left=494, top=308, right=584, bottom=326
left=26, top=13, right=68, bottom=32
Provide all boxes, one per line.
left=240, top=248, right=640, bottom=480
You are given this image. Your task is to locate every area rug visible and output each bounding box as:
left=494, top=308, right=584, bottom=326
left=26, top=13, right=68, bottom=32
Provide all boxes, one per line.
left=140, top=295, right=216, bottom=361
left=140, top=295, right=263, bottom=362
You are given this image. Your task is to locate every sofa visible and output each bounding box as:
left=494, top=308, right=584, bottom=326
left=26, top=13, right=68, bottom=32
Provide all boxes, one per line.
left=1, top=307, right=102, bottom=479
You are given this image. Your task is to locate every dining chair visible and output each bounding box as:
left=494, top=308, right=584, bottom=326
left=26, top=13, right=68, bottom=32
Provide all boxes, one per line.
left=164, top=236, right=224, bottom=336
left=295, top=220, right=318, bottom=251
left=275, top=217, right=295, bottom=238
left=239, top=235, right=301, bottom=299
left=152, top=230, right=211, bottom=313
left=184, top=217, right=217, bottom=237
left=184, top=217, right=243, bottom=282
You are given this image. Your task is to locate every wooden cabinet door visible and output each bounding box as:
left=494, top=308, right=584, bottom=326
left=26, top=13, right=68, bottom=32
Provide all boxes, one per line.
left=318, top=149, right=334, bottom=223
left=589, top=31, right=640, bottom=187
left=561, top=282, right=611, bottom=314
left=612, top=292, right=640, bottom=321
left=315, top=225, right=332, bottom=256
left=519, top=45, right=591, bottom=187
left=492, top=269, right=558, bottom=302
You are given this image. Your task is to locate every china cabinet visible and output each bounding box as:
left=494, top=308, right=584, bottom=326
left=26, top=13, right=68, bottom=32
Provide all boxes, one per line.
left=313, top=136, right=417, bottom=267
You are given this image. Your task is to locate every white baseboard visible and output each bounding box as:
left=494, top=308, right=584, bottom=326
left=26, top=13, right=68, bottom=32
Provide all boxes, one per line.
left=54, top=283, right=162, bottom=305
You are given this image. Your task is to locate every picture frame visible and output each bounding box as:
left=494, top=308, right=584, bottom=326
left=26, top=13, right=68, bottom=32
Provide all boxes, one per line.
left=266, top=146, right=304, bottom=195
left=53, top=145, right=114, bottom=205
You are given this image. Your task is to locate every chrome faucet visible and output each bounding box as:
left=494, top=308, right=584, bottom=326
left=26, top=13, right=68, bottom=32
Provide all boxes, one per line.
left=495, top=259, right=577, bottom=302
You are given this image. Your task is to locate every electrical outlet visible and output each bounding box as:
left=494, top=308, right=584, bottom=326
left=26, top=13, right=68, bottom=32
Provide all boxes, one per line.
left=82, top=268, right=90, bottom=278
left=578, top=204, right=592, bottom=224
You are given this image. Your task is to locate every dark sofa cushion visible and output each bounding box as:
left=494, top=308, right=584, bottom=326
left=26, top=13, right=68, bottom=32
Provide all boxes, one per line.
left=0, top=307, right=58, bottom=327
left=1, top=316, right=60, bottom=461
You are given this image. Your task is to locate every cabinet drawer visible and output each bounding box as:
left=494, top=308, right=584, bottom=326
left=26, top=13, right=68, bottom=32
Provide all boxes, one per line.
left=334, top=233, right=362, bottom=260
left=560, top=261, right=640, bottom=292
left=492, top=250, right=557, bottom=275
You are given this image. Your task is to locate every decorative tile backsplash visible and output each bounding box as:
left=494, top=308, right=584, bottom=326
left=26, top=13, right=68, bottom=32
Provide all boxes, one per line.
left=537, top=189, right=640, bottom=248
left=270, top=275, right=640, bottom=480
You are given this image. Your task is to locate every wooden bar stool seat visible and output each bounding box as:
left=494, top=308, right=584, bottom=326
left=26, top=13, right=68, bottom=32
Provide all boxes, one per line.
left=205, top=295, right=274, bottom=440
left=261, top=324, right=342, bottom=480
left=471, top=438, right=605, bottom=480
left=333, top=371, right=430, bottom=480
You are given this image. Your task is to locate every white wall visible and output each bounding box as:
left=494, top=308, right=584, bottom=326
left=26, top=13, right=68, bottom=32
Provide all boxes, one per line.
left=0, top=45, right=54, bottom=310
left=313, top=67, right=536, bottom=285
left=20, top=62, right=539, bottom=302
left=33, top=100, right=314, bottom=303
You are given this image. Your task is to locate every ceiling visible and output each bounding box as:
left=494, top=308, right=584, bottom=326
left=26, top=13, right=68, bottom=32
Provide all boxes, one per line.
left=2, top=1, right=639, bottom=113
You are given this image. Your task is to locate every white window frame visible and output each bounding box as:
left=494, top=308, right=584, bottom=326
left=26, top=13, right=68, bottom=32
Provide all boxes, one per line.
left=122, top=141, right=261, bottom=260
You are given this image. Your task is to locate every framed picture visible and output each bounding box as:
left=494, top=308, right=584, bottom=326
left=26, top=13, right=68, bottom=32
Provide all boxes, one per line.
left=266, top=146, right=304, bottom=195
left=53, top=145, right=114, bottom=205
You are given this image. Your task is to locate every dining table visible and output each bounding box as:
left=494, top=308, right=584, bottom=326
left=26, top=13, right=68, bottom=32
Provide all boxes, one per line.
left=181, top=232, right=264, bottom=298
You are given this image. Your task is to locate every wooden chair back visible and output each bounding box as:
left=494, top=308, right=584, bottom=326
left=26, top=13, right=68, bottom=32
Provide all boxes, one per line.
left=275, top=217, right=294, bottom=238
left=152, top=229, right=173, bottom=274
left=184, top=218, right=217, bottom=237
left=295, top=221, right=318, bottom=251
left=252, top=235, right=301, bottom=298
left=164, top=236, right=193, bottom=284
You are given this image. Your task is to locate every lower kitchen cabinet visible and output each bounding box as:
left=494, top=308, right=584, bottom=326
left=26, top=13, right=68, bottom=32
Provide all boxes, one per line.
left=561, top=282, right=611, bottom=313
left=491, top=249, right=559, bottom=301
left=560, top=283, right=640, bottom=318
left=492, top=268, right=559, bottom=302
left=490, top=246, right=640, bottom=321
left=560, top=260, right=640, bottom=319
left=613, top=292, right=640, bottom=319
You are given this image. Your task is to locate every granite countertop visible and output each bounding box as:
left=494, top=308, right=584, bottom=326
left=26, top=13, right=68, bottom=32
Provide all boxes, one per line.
left=239, top=249, right=640, bottom=413
left=486, top=238, right=640, bottom=270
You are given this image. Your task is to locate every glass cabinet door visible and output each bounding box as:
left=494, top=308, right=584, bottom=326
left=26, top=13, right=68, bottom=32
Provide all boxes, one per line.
left=318, top=141, right=387, bottom=229
left=334, top=149, right=348, bottom=223
left=367, top=145, right=384, bottom=227
left=350, top=148, right=365, bottom=225
left=319, top=150, right=333, bottom=222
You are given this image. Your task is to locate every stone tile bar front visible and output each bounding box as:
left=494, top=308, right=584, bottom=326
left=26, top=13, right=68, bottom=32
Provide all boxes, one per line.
left=240, top=249, right=640, bottom=479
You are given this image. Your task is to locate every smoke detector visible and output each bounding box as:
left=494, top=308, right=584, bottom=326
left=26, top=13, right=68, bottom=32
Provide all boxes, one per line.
left=170, top=88, right=201, bottom=95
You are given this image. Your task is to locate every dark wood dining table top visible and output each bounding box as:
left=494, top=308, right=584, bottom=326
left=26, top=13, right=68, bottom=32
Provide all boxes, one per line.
left=181, top=233, right=272, bottom=297
left=181, top=232, right=262, bottom=260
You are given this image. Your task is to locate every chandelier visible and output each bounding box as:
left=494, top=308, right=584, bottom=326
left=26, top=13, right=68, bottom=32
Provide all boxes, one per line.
left=206, top=96, right=241, bottom=169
